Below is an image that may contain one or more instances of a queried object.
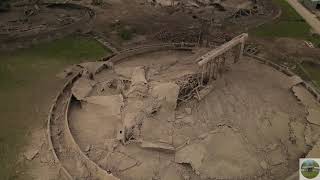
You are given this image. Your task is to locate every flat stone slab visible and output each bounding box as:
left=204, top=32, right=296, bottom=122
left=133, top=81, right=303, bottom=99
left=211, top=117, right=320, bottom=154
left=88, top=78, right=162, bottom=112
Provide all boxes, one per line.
left=78, top=61, right=108, bottom=74
left=24, top=148, right=39, bottom=160
left=288, top=75, right=303, bottom=87
left=155, top=0, right=179, bottom=6
left=307, top=140, right=320, bottom=158
left=83, top=94, right=124, bottom=118
left=141, top=117, right=173, bottom=144
left=161, top=163, right=184, bottom=180
left=175, top=127, right=262, bottom=179
left=175, top=142, right=206, bottom=173
left=288, top=121, right=307, bottom=159
left=126, top=66, right=148, bottom=97
left=292, top=85, right=320, bottom=109
left=268, top=148, right=286, bottom=166
left=114, top=66, right=135, bottom=79
left=72, top=78, right=94, bottom=100
left=307, top=108, right=320, bottom=126
left=131, top=66, right=147, bottom=84
left=151, top=82, right=180, bottom=110
left=109, top=152, right=138, bottom=172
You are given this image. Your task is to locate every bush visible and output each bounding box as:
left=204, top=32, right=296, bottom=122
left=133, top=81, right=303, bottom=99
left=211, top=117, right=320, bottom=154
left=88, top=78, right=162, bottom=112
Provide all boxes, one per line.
left=119, top=28, right=133, bottom=40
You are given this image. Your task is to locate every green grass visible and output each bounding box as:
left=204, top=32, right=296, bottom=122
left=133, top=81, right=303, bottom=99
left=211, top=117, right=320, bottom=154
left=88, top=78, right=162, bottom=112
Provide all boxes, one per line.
left=302, top=171, right=319, bottom=179
left=251, top=0, right=320, bottom=46
left=119, top=28, right=134, bottom=40
left=110, top=23, right=135, bottom=41
left=0, top=36, right=109, bottom=180
left=251, top=0, right=320, bottom=90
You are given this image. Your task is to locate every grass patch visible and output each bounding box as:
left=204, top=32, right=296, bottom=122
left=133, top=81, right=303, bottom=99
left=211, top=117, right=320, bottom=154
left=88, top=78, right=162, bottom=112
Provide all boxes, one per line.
left=268, top=56, right=320, bottom=89
left=302, top=171, right=319, bottom=179
left=119, top=28, right=134, bottom=40
left=110, top=23, right=135, bottom=40
left=0, top=36, right=109, bottom=180
left=251, top=0, right=320, bottom=46
left=253, top=21, right=310, bottom=38
left=252, top=0, right=310, bottom=38
left=251, top=0, right=320, bottom=90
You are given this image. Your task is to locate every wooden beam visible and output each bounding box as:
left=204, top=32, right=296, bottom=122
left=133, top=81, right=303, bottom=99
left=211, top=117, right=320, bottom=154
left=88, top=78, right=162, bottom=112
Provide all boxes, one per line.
left=197, top=33, right=248, bottom=66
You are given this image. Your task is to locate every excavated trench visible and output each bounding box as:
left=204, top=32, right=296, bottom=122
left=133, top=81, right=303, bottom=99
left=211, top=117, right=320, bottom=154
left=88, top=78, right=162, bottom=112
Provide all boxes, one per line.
left=49, top=46, right=320, bottom=180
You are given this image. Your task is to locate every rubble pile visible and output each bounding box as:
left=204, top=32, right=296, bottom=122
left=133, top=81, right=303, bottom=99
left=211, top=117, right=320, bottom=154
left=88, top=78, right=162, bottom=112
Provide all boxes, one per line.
left=66, top=44, right=320, bottom=180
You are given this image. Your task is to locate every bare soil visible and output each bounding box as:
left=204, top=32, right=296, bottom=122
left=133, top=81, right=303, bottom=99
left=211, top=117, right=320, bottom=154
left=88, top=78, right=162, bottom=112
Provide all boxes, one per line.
left=3, top=0, right=320, bottom=179
left=67, top=50, right=320, bottom=180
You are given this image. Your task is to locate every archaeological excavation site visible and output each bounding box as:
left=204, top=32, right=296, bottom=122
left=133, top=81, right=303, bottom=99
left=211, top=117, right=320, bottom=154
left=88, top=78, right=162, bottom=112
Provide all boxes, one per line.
left=46, top=33, right=320, bottom=180
left=2, top=0, right=320, bottom=180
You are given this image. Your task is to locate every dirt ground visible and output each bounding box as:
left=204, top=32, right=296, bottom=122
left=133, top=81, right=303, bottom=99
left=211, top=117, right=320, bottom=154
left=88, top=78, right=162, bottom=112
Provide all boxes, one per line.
left=1, top=0, right=320, bottom=179
left=67, top=50, right=319, bottom=180
left=0, top=36, right=108, bottom=180
left=249, top=37, right=320, bottom=61
left=91, top=0, right=276, bottom=47
left=0, top=0, right=276, bottom=50
left=0, top=3, right=90, bottom=41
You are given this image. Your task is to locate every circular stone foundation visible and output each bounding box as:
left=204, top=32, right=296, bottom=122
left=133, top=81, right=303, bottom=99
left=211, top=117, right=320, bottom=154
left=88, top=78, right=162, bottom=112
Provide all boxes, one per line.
left=67, top=49, right=320, bottom=180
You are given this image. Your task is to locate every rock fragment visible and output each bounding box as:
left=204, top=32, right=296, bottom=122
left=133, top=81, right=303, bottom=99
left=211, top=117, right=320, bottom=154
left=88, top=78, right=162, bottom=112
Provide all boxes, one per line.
left=175, top=127, right=263, bottom=179
left=78, top=61, right=109, bottom=75
left=307, top=140, right=320, bottom=158
left=76, top=161, right=90, bottom=178
left=24, top=148, right=39, bottom=160
left=84, top=145, right=91, bottom=152
left=126, top=66, right=148, bottom=97
left=103, top=152, right=138, bottom=172
left=151, top=82, right=180, bottom=110
left=292, top=85, right=320, bottom=109
left=83, top=94, right=124, bottom=118
left=288, top=75, right=303, bottom=87
left=185, top=108, right=192, bottom=115
left=307, top=108, right=320, bottom=126
left=305, top=123, right=313, bottom=146
left=183, top=174, right=190, bottom=180
left=175, top=143, right=206, bottom=171
left=260, top=161, right=268, bottom=170
left=268, top=148, right=286, bottom=166
left=161, top=164, right=183, bottom=180
left=140, top=141, right=175, bottom=153
left=72, top=78, right=94, bottom=100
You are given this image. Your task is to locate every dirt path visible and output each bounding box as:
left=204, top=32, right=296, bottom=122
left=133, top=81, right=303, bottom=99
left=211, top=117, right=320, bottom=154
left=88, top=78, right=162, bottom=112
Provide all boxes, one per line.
left=286, top=0, right=320, bottom=34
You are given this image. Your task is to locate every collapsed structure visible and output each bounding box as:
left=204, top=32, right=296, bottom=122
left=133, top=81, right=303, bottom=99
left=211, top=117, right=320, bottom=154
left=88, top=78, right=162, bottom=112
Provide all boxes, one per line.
left=48, top=34, right=320, bottom=180
left=0, top=3, right=93, bottom=49
left=151, top=0, right=263, bottom=19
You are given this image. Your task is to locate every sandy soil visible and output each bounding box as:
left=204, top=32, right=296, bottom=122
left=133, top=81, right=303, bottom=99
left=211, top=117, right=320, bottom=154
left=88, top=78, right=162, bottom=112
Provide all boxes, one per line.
left=67, top=49, right=319, bottom=180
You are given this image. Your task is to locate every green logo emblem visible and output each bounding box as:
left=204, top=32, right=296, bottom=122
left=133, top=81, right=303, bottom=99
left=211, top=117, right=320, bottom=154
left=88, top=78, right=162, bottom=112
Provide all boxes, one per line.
left=301, top=159, right=320, bottom=179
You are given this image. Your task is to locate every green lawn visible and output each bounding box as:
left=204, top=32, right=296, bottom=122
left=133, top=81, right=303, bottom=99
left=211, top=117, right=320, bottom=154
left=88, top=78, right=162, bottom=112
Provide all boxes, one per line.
left=251, top=0, right=320, bottom=46
left=0, top=36, right=109, bottom=180
left=302, top=170, right=319, bottom=179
